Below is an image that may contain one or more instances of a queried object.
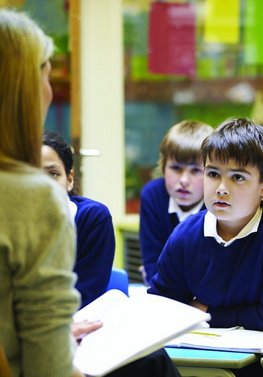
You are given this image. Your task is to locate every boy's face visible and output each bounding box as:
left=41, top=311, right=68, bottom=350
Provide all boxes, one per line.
left=204, top=157, right=263, bottom=233
left=164, top=158, right=204, bottom=211
left=41, top=145, right=74, bottom=192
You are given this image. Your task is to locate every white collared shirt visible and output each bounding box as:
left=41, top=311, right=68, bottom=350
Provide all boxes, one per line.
left=68, top=197, right=77, bottom=224
left=204, top=206, right=262, bottom=247
left=168, top=197, right=204, bottom=222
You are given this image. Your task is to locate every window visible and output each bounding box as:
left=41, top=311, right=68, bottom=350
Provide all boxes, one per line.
left=123, top=0, right=262, bottom=213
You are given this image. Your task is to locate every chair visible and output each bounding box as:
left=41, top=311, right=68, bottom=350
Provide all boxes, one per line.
left=106, top=268, right=129, bottom=296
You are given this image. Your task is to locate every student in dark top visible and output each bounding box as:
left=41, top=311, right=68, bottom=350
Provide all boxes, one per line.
left=42, top=131, right=115, bottom=308
left=139, top=120, right=213, bottom=283
left=148, top=117, right=263, bottom=376
left=42, top=132, right=181, bottom=377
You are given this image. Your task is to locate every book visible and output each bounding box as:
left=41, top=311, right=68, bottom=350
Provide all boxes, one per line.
left=73, top=289, right=211, bottom=376
left=166, top=326, right=263, bottom=353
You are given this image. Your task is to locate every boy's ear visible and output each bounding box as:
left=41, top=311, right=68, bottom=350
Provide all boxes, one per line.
left=67, top=169, right=74, bottom=192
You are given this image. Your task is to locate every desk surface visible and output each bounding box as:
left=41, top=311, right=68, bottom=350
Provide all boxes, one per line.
left=127, top=285, right=261, bottom=371
left=116, top=214, right=139, bottom=232
left=165, top=347, right=259, bottom=369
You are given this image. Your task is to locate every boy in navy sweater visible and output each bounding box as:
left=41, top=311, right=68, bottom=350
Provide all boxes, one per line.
left=139, top=120, right=213, bottom=283
left=42, top=132, right=115, bottom=308
left=148, top=117, right=263, bottom=376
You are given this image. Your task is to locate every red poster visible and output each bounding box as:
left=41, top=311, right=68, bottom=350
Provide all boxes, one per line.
left=148, top=2, right=196, bottom=77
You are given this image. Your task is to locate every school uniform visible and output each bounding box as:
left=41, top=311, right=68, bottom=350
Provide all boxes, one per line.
left=139, top=177, right=205, bottom=282
left=70, top=195, right=115, bottom=308
left=148, top=207, right=263, bottom=330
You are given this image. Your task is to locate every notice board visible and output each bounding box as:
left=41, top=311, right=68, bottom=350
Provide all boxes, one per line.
left=148, top=2, right=196, bottom=77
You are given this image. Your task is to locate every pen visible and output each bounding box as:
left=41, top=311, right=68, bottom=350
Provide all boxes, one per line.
left=191, top=326, right=243, bottom=337
left=190, top=331, right=221, bottom=337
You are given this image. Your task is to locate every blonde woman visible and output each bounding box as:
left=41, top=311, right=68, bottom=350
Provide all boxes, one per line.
left=0, top=9, right=80, bottom=377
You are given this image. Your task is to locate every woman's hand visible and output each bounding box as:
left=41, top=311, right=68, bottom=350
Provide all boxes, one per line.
left=72, top=320, right=103, bottom=341
left=190, top=299, right=208, bottom=312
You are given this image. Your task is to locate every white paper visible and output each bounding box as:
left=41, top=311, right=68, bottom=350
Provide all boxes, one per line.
left=73, top=290, right=211, bottom=376
left=166, top=326, right=263, bottom=353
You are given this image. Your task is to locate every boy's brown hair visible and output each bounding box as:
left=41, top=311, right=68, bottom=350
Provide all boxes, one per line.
left=158, top=119, right=213, bottom=174
left=201, top=117, right=263, bottom=182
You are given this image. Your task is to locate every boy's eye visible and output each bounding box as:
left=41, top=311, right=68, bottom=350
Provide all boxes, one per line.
left=169, top=164, right=181, bottom=171
left=232, top=174, right=245, bottom=182
left=48, top=171, right=60, bottom=178
left=191, top=167, right=203, bottom=175
left=207, top=170, right=219, bottom=178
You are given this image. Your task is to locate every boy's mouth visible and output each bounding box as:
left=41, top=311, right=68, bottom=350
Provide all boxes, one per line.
left=213, top=201, right=230, bottom=208
left=177, top=189, right=191, bottom=195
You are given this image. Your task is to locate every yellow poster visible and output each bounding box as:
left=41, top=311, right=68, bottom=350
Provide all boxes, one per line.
left=204, top=0, right=240, bottom=44
left=244, top=0, right=263, bottom=65
left=0, top=0, right=25, bottom=7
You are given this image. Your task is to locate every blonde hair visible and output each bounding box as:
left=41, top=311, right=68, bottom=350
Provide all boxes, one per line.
left=0, top=9, right=54, bottom=170
left=158, top=119, right=213, bottom=174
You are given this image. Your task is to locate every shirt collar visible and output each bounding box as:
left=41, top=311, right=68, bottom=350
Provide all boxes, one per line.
left=204, top=206, right=262, bottom=247
left=168, top=196, right=204, bottom=222
left=68, top=197, right=78, bottom=224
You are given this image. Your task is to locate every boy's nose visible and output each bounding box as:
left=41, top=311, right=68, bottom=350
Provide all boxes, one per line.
left=216, top=181, right=228, bottom=196
left=179, top=171, right=190, bottom=186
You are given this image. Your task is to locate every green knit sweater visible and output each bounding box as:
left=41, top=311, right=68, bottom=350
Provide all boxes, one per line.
left=0, top=167, right=80, bottom=377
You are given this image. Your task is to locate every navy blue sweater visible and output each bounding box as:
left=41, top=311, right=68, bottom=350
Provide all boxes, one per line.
left=70, top=195, right=115, bottom=308
left=140, top=177, right=205, bottom=282
left=139, top=178, right=179, bottom=282
left=148, top=210, right=263, bottom=330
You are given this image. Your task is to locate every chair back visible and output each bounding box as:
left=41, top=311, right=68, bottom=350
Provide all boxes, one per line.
left=106, top=268, right=129, bottom=296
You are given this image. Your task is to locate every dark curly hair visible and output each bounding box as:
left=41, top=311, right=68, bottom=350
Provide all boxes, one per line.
left=43, top=131, right=74, bottom=175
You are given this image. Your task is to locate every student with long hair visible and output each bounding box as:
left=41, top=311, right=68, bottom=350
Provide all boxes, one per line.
left=0, top=9, right=79, bottom=377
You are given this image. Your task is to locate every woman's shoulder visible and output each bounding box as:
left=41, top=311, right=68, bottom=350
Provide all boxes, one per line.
left=0, top=168, right=69, bottom=217
left=0, top=167, right=59, bottom=194
left=24, top=169, right=68, bottom=205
